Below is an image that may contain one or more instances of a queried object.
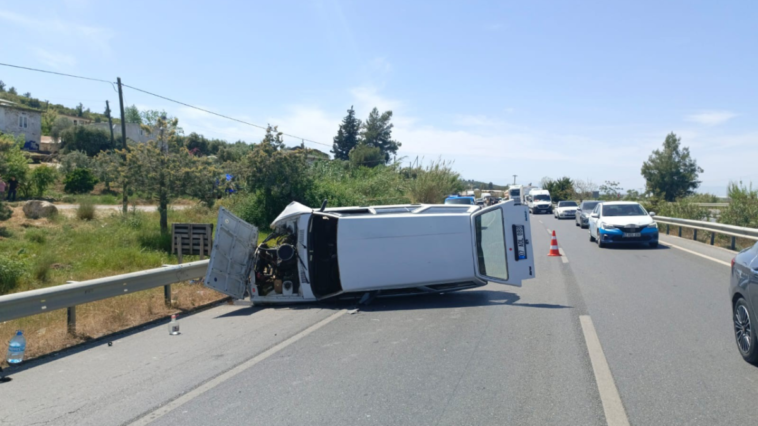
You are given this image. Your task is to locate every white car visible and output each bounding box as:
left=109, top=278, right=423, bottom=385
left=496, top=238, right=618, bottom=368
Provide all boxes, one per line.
left=205, top=201, right=536, bottom=304
left=587, top=201, right=659, bottom=248
left=553, top=201, right=578, bottom=219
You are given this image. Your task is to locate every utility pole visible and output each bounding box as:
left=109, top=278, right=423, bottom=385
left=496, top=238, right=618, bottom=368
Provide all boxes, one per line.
left=105, top=101, right=115, bottom=149
left=117, top=77, right=128, bottom=214
left=513, top=175, right=517, bottom=185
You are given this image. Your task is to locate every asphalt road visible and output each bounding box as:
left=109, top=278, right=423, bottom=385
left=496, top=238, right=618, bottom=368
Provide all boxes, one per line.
left=1, top=213, right=755, bottom=425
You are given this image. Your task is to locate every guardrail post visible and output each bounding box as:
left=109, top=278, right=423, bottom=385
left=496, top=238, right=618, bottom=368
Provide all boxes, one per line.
left=731, top=237, right=736, bottom=250
left=710, top=232, right=715, bottom=245
left=693, top=229, right=698, bottom=241
left=164, top=284, right=172, bottom=306
left=678, top=226, right=682, bottom=237
left=666, top=224, right=670, bottom=235
left=67, top=306, right=76, bottom=335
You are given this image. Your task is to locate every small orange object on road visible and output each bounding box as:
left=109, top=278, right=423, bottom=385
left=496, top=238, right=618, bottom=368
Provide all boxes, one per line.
left=548, top=230, right=561, bottom=257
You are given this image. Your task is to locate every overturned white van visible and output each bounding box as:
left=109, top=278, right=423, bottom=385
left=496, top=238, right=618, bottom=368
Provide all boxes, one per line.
left=204, top=200, right=535, bottom=304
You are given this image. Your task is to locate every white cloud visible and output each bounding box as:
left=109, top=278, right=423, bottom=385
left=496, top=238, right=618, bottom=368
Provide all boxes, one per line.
left=34, top=48, right=76, bottom=69
left=685, top=111, right=737, bottom=126
left=453, top=114, right=503, bottom=127
left=0, top=9, right=114, bottom=55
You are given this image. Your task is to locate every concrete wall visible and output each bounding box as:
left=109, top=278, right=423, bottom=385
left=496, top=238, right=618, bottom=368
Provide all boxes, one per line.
left=0, top=106, right=42, bottom=144
left=89, top=122, right=157, bottom=144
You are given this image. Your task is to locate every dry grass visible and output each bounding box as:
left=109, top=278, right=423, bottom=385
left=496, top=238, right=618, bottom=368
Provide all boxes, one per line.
left=0, top=283, right=227, bottom=367
left=661, top=224, right=755, bottom=252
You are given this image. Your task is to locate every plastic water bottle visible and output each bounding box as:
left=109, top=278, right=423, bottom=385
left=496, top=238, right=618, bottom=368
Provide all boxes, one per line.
left=6, top=331, right=26, bottom=364
left=168, top=315, right=180, bottom=335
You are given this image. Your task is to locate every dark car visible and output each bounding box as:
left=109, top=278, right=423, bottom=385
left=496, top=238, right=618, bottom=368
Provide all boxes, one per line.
left=575, top=200, right=599, bottom=228
left=730, top=241, right=758, bottom=365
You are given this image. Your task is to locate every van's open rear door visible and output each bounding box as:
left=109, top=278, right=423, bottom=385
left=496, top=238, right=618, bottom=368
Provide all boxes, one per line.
left=471, top=200, right=535, bottom=286
left=205, top=208, right=258, bottom=299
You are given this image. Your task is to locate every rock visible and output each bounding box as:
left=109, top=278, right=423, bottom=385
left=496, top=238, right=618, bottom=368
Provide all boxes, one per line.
left=22, top=200, right=59, bottom=219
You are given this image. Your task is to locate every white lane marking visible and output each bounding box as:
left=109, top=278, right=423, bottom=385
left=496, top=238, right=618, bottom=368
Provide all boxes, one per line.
left=546, top=228, right=552, bottom=235
left=559, top=248, right=568, bottom=263
left=539, top=220, right=543, bottom=224
left=580, top=315, right=630, bottom=426
left=658, top=241, right=730, bottom=267
left=128, top=309, right=347, bottom=426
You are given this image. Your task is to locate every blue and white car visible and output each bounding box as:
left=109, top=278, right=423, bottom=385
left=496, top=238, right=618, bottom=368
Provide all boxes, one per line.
left=587, top=201, right=658, bottom=248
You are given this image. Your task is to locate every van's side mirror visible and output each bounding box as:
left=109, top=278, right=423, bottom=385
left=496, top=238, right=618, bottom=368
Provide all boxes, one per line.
left=649, top=212, right=656, bottom=216
left=590, top=213, right=599, bottom=218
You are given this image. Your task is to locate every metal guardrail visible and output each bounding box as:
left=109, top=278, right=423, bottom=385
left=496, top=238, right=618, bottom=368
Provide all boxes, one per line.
left=654, top=216, right=758, bottom=249
left=0, top=260, right=209, bottom=332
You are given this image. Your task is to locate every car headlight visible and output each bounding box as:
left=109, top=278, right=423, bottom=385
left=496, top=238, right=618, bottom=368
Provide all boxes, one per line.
left=646, top=222, right=658, bottom=229
left=600, top=222, right=616, bottom=229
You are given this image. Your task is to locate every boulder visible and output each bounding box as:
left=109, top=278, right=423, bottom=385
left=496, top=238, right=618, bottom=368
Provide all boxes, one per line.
left=22, top=200, right=59, bottom=219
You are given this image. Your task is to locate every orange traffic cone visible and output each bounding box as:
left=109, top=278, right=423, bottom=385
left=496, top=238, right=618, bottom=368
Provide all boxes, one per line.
left=548, top=230, right=561, bottom=256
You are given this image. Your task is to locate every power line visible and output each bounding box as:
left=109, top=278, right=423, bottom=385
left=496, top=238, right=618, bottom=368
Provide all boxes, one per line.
left=120, top=83, right=331, bottom=148
left=0, top=62, right=113, bottom=84
left=0, top=61, right=331, bottom=148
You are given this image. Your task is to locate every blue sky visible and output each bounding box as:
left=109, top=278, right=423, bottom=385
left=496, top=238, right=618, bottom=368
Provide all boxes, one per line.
left=1, top=0, right=756, bottom=195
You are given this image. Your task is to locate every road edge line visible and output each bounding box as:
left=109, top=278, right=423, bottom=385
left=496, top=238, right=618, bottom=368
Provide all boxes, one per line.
left=658, top=241, right=730, bottom=267
left=127, top=309, right=347, bottom=426
left=579, top=315, right=630, bottom=426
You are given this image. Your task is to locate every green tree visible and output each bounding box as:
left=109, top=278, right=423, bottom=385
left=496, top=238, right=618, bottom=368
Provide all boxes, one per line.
left=599, top=180, right=623, bottom=200
left=41, top=109, right=58, bottom=136
left=51, top=116, right=73, bottom=141
left=23, top=92, right=31, bottom=98
left=720, top=182, right=758, bottom=228
left=185, top=132, right=210, bottom=155
left=332, top=106, right=361, bottom=160
left=59, top=151, right=91, bottom=175
left=348, top=143, right=384, bottom=168
left=360, top=107, right=401, bottom=163
left=641, top=132, right=703, bottom=202
left=64, top=168, right=98, bottom=194
left=92, top=150, right=122, bottom=191
left=124, top=105, right=142, bottom=124
left=0, top=81, right=5, bottom=92
left=543, top=177, right=574, bottom=201
left=238, top=126, right=313, bottom=227
left=61, top=126, right=112, bottom=156
left=8, top=87, right=17, bottom=95
left=75, top=103, right=84, bottom=117
left=28, top=165, right=58, bottom=198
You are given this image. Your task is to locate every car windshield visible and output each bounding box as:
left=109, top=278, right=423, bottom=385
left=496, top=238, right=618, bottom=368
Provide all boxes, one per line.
left=533, top=194, right=550, bottom=201
left=474, top=208, right=508, bottom=281
left=582, top=201, right=599, bottom=211
left=445, top=198, right=473, bottom=205
left=558, top=201, right=577, bottom=207
left=602, top=204, right=647, bottom=216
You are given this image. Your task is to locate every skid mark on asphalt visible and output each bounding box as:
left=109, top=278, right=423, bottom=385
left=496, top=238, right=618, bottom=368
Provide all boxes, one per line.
left=658, top=241, right=730, bottom=267
left=580, top=315, right=631, bottom=426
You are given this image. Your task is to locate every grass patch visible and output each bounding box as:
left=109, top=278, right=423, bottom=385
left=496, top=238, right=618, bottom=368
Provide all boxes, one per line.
left=76, top=200, right=96, bottom=221
left=0, top=255, right=25, bottom=294
left=25, top=228, right=47, bottom=244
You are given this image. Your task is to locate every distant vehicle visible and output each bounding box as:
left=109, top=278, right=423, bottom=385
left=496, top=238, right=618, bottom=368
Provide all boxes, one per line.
left=475, top=198, right=485, bottom=206
left=575, top=200, right=600, bottom=228
left=553, top=201, right=578, bottom=219
left=730, top=241, right=758, bottom=365
left=587, top=201, right=658, bottom=248
left=508, top=186, right=522, bottom=205
left=204, top=201, right=536, bottom=304
left=527, top=190, right=552, bottom=214
left=444, top=195, right=475, bottom=205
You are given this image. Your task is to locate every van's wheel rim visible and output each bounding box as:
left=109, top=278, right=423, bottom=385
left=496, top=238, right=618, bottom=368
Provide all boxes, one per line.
left=735, top=305, right=752, bottom=354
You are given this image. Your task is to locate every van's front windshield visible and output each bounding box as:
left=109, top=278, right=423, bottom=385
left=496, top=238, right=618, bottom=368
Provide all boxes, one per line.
left=533, top=194, right=551, bottom=201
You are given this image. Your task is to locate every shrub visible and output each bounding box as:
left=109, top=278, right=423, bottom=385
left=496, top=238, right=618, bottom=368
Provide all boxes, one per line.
left=720, top=182, right=758, bottom=228
left=25, top=229, right=47, bottom=244
left=406, top=160, right=464, bottom=204
left=76, top=199, right=96, bottom=220
left=0, top=201, right=11, bottom=221
left=349, top=144, right=384, bottom=168
left=29, top=165, right=58, bottom=198
left=64, top=168, right=98, bottom=194
left=59, top=151, right=91, bottom=175
left=0, top=256, right=25, bottom=294
left=33, top=253, right=56, bottom=282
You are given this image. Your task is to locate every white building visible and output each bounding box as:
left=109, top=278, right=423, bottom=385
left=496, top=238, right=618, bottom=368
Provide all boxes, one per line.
left=89, top=122, right=158, bottom=144
left=0, top=99, right=42, bottom=144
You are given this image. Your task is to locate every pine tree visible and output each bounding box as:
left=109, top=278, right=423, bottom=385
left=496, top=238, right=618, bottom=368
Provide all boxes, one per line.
left=332, top=106, right=361, bottom=160
left=360, top=107, right=401, bottom=163
left=641, top=132, right=703, bottom=201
